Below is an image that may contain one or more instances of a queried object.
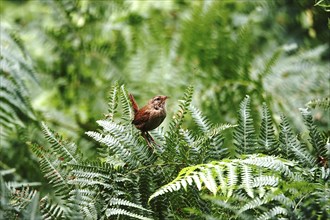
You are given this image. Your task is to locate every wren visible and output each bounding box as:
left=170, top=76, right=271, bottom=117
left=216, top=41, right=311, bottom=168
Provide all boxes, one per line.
left=129, top=94, right=168, bottom=147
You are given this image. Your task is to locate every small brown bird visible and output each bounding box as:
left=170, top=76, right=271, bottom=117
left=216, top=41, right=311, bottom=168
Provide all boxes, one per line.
left=129, top=94, right=168, bottom=147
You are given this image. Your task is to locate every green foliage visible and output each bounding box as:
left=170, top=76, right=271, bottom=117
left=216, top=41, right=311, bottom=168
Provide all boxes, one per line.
left=27, top=121, right=153, bottom=219
left=258, top=103, right=277, bottom=153
left=306, top=97, right=330, bottom=109
left=2, top=83, right=329, bottom=219
left=149, top=155, right=294, bottom=201
left=234, top=95, right=257, bottom=154
left=148, top=94, right=330, bottom=219
left=1, top=0, right=329, bottom=219
left=0, top=26, right=36, bottom=138
left=0, top=170, right=42, bottom=219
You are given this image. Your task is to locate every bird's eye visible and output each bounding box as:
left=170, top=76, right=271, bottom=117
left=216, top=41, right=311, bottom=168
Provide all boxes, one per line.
left=155, top=97, right=161, bottom=101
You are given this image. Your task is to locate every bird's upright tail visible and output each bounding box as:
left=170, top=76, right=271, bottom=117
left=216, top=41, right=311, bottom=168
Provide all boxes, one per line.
left=129, top=93, right=139, bottom=114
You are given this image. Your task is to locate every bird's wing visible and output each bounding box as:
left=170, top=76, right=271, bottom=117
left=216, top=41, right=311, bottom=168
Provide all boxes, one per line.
left=132, top=108, right=150, bottom=126
left=129, top=93, right=139, bottom=114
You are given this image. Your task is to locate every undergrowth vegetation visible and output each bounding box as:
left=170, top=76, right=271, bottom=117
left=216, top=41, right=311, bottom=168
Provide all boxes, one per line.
left=1, top=0, right=329, bottom=219
left=1, top=85, right=329, bottom=219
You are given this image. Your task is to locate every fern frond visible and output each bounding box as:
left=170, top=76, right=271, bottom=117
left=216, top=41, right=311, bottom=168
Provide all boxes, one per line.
left=168, top=85, right=194, bottom=132
left=86, top=131, right=140, bottom=167
left=234, top=95, right=257, bottom=154
left=106, top=208, right=153, bottom=220
left=120, top=85, right=133, bottom=122
left=109, top=198, right=152, bottom=212
left=256, top=206, right=288, bottom=220
left=300, top=108, right=327, bottom=157
left=164, top=86, right=194, bottom=159
left=279, top=114, right=317, bottom=167
left=40, top=197, right=65, bottom=220
left=242, top=154, right=295, bottom=178
left=29, top=143, right=71, bottom=197
left=41, top=122, right=77, bottom=164
left=241, top=164, right=254, bottom=198
left=149, top=155, right=294, bottom=202
left=9, top=187, right=38, bottom=211
left=87, top=119, right=155, bottom=166
left=67, top=162, right=114, bottom=189
left=306, top=97, right=330, bottom=109
left=106, top=82, right=119, bottom=121
left=0, top=27, right=37, bottom=138
left=68, top=189, right=99, bottom=220
left=258, top=49, right=282, bottom=78
left=189, top=104, right=212, bottom=133
left=258, top=103, right=277, bottom=153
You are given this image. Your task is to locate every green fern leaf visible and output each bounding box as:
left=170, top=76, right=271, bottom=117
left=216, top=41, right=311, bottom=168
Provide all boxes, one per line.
left=241, top=164, right=254, bottom=198
left=120, top=85, right=133, bottom=122
left=256, top=206, right=288, bottom=220
left=189, top=104, right=212, bottom=133
left=106, top=208, right=153, bottom=220
left=106, top=82, right=119, bottom=121
left=306, top=97, right=330, bottom=109
left=109, top=198, right=152, bottom=212
left=149, top=155, right=294, bottom=202
left=86, top=131, right=140, bottom=167
left=168, top=85, right=194, bottom=132
left=0, top=27, right=37, bottom=138
left=39, top=196, right=65, bottom=220
left=258, top=103, right=277, bottom=153
left=29, top=143, right=71, bottom=197
left=279, top=114, right=316, bottom=167
left=88, top=119, right=154, bottom=166
left=163, top=85, right=194, bottom=159
left=234, top=95, right=257, bottom=154
left=300, top=108, right=326, bottom=157
left=41, top=122, right=77, bottom=164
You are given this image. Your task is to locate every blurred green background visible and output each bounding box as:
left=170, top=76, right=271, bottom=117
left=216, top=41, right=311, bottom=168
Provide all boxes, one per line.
left=1, top=0, right=329, bottom=191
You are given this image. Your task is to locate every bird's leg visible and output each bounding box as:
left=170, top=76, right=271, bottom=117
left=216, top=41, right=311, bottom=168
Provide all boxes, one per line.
left=142, top=132, right=153, bottom=148
left=146, top=132, right=161, bottom=148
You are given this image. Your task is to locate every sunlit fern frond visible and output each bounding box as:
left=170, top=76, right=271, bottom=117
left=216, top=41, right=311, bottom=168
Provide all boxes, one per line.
left=149, top=154, right=294, bottom=202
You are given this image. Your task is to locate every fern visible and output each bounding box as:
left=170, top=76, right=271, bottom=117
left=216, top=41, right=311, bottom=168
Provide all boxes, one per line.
left=106, top=82, right=119, bottom=121
left=0, top=27, right=37, bottom=138
left=120, top=84, right=134, bottom=122
left=300, top=108, right=327, bottom=159
left=41, top=122, right=78, bottom=164
left=306, top=97, right=330, bottom=109
left=106, top=208, right=153, bottom=220
left=39, top=197, right=65, bottom=220
left=162, top=85, right=194, bottom=160
left=149, top=154, right=294, bottom=201
left=258, top=103, right=277, bottom=153
left=234, top=95, right=257, bottom=154
left=188, top=104, right=212, bottom=134
left=279, top=114, right=317, bottom=167
left=0, top=171, right=42, bottom=219
left=29, top=143, right=71, bottom=198
left=25, top=86, right=330, bottom=219
left=188, top=104, right=235, bottom=161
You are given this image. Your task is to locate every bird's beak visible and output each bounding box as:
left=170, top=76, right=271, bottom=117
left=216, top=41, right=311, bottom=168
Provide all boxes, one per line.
left=160, top=96, right=168, bottom=103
